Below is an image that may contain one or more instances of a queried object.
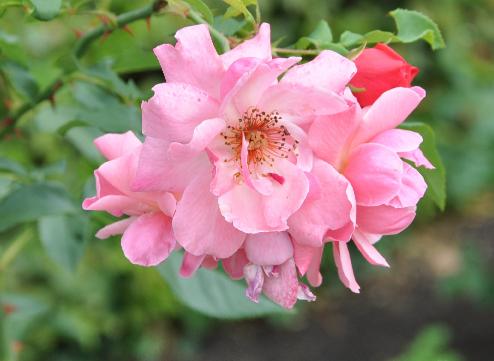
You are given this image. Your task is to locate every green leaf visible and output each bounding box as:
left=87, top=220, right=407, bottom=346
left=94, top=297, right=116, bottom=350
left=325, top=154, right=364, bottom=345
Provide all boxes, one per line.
left=157, top=252, right=287, bottom=319
left=1, top=60, right=39, bottom=101
left=72, top=82, right=140, bottom=133
left=184, top=0, right=214, bottom=24
left=38, top=214, right=88, bottom=272
left=223, top=0, right=255, bottom=23
left=30, top=0, right=62, bottom=21
left=339, top=31, right=363, bottom=48
left=0, top=183, right=76, bottom=232
left=400, top=122, right=446, bottom=210
left=295, top=20, right=333, bottom=49
left=0, top=157, right=27, bottom=176
left=390, top=9, right=446, bottom=50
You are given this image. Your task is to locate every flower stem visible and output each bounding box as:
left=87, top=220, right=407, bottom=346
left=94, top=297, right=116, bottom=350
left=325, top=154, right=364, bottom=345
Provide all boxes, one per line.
left=271, top=47, right=322, bottom=56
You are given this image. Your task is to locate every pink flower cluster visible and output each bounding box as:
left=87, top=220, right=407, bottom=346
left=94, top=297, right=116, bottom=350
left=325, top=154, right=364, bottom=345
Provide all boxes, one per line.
left=83, top=24, right=434, bottom=309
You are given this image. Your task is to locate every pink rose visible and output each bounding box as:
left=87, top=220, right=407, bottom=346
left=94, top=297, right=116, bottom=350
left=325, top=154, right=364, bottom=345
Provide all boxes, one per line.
left=83, top=131, right=176, bottom=266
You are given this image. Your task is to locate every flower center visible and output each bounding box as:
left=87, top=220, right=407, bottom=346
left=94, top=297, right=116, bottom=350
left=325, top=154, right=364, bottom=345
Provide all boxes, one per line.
left=221, top=107, right=298, bottom=167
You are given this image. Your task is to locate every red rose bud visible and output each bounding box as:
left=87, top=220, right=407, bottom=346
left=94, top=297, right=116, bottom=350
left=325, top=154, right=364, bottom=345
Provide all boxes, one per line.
left=351, top=43, right=419, bottom=107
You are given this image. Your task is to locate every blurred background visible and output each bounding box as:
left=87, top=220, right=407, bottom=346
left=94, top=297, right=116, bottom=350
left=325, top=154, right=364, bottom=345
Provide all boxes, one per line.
left=0, top=0, right=493, bottom=360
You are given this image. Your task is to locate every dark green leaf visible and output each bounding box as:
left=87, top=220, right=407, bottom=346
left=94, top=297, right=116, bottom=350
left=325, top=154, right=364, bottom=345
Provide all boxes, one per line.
left=390, top=9, right=446, bottom=50
left=38, top=214, right=88, bottom=272
left=157, top=252, right=287, bottom=319
left=30, top=0, right=62, bottom=21
left=400, top=122, right=446, bottom=210
left=1, top=60, right=39, bottom=101
left=72, top=83, right=140, bottom=133
left=0, top=183, right=76, bottom=232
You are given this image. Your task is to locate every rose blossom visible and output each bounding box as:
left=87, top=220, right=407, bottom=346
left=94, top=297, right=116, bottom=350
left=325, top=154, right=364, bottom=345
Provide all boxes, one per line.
left=130, top=23, right=359, bottom=307
left=83, top=131, right=176, bottom=266
left=351, top=43, right=419, bottom=107
left=303, top=86, right=434, bottom=292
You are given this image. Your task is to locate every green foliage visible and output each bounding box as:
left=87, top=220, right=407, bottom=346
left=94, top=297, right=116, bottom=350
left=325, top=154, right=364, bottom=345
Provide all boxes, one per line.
left=184, top=0, right=214, bottom=24
left=38, top=214, right=89, bottom=272
left=390, top=325, right=463, bottom=361
left=0, top=183, right=76, bottom=232
left=158, top=252, right=287, bottom=319
left=390, top=9, right=446, bottom=50
left=401, top=122, right=446, bottom=210
left=339, top=8, right=445, bottom=50
left=30, top=0, right=62, bottom=21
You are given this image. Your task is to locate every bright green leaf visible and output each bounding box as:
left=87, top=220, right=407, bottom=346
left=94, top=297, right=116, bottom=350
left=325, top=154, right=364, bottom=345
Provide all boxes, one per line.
left=390, top=8, right=446, bottom=50
left=339, top=30, right=363, bottom=48
left=184, top=0, right=214, bottom=24
left=30, top=0, right=62, bottom=21
left=157, top=252, right=287, bottom=319
left=223, top=0, right=255, bottom=24
left=0, top=183, right=76, bottom=232
left=38, top=214, right=88, bottom=272
left=400, top=122, right=446, bottom=210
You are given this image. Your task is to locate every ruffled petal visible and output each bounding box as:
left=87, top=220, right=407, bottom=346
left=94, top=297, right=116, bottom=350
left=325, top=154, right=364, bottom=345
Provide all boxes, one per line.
left=223, top=249, right=249, bottom=280
left=221, top=23, right=272, bottom=69
left=94, top=131, right=141, bottom=160
left=351, top=86, right=425, bottom=146
left=388, top=162, right=427, bottom=208
left=309, top=105, right=361, bottom=169
left=244, top=232, right=293, bottom=266
left=357, top=205, right=416, bottom=235
left=173, top=169, right=246, bottom=258
left=293, top=242, right=323, bottom=287
left=344, top=143, right=403, bottom=206
left=282, top=50, right=356, bottom=94
left=288, top=159, right=355, bottom=246
left=218, top=159, right=309, bottom=233
left=142, top=83, right=219, bottom=142
left=262, top=258, right=299, bottom=309
left=153, top=24, right=224, bottom=96
left=121, top=212, right=175, bottom=266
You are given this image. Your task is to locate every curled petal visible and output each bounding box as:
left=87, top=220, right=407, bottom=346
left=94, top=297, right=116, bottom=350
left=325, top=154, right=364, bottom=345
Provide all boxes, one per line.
left=333, top=241, right=360, bottom=293
left=262, top=258, right=299, bottom=309
left=94, top=131, right=141, bottom=160
left=351, top=86, right=425, bottom=146
left=244, top=264, right=264, bottom=303
left=353, top=229, right=389, bottom=267
left=180, top=252, right=206, bottom=278
left=297, top=283, right=316, bottom=302
left=344, top=143, right=403, bottom=206
left=223, top=249, right=249, bottom=280
left=95, top=217, right=134, bottom=239
left=221, top=23, right=272, bottom=69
